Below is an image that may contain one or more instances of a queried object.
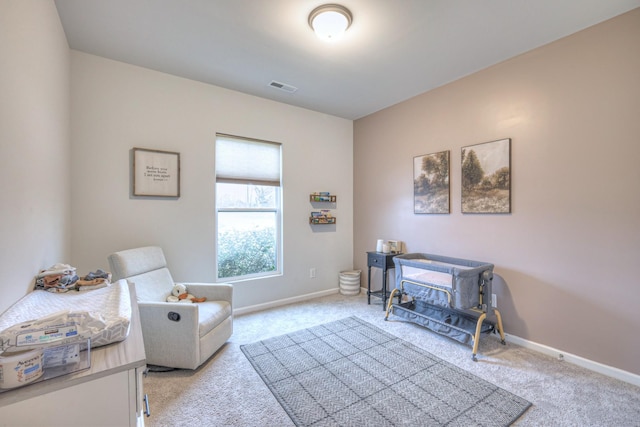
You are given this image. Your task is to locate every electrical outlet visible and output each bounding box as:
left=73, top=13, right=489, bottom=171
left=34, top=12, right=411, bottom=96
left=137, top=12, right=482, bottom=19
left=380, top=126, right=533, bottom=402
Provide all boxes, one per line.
left=310, top=268, right=316, bottom=278
left=491, top=293, right=497, bottom=308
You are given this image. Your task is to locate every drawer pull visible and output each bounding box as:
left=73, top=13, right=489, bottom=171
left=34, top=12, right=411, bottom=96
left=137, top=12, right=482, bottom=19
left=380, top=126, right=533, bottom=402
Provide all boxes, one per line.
left=143, top=394, right=151, bottom=417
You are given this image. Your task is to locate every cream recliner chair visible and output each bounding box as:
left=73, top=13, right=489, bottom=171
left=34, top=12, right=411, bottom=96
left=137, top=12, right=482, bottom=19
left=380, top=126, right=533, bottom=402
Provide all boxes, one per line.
left=108, top=246, right=232, bottom=370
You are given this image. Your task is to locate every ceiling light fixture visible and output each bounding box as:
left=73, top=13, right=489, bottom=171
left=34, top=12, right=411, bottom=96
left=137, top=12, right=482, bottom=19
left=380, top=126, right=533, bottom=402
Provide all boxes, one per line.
left=308, top=4, right=352, bottom=42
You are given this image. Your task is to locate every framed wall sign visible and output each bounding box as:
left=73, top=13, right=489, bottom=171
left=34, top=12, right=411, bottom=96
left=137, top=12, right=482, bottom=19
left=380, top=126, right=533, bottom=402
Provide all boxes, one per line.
left=461, top=138, right=511, bottom=213
left=133, top=148, right=180, bottom=197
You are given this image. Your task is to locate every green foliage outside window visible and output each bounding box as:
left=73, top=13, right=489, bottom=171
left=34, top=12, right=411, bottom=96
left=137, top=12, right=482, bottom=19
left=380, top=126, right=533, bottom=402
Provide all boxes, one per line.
left=217, top=227, right=276, bottom=278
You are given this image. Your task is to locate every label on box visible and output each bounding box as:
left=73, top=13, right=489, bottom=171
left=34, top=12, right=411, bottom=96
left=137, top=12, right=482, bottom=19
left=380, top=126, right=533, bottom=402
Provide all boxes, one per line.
left=0, top=349, right=44, bottom=389
left=16, top=325, right=78, bottom=347
left=43, top=343, right=80, bottom=368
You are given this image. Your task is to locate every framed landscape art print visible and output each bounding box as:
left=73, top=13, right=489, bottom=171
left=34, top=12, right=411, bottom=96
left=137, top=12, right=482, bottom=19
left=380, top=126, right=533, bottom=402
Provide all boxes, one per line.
left=413, top=150, right=450, bottom=214
left=461, top=138, right=511, bottom=213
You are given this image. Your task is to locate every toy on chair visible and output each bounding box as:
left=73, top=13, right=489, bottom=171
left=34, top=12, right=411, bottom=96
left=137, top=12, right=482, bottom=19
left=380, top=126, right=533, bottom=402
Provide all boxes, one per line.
left=166, top=283, right=206, bottom=303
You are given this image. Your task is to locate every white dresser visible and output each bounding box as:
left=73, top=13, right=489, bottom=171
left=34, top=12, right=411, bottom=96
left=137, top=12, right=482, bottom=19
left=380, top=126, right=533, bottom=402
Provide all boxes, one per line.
left=0, top=283, right=147, bottom=426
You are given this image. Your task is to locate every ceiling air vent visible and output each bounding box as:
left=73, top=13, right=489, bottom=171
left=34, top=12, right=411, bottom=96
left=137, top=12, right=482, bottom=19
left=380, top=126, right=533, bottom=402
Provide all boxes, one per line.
left=269, top=80, right=298, bottom=93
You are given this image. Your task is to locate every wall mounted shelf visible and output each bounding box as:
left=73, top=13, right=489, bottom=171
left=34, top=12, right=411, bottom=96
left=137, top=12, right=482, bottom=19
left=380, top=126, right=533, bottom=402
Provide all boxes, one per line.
left=309, top=217, right=336, bottom=224
left=310, top=194, right=336, bottom=202
left=310, top=192, right=336, bottom=225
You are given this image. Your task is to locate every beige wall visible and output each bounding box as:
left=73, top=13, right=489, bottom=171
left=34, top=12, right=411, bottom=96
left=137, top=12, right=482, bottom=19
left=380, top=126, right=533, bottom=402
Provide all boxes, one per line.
left=0, top=0, right=70, bottom=314
left=354, top=8, right=640, bottom=375
left=69, top=52, right=353, bottom=310
left=0, top=1, right=353, bottom=314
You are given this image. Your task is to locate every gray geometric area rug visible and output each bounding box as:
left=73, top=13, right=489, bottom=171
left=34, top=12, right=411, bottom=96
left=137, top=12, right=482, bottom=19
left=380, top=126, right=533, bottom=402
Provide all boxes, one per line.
left=240, top=316, right=531, bottom=427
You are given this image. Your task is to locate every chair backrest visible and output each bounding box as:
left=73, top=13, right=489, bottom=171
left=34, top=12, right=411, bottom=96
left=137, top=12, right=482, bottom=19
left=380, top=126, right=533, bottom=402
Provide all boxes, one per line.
left=108, top=246, right=175, bottom=302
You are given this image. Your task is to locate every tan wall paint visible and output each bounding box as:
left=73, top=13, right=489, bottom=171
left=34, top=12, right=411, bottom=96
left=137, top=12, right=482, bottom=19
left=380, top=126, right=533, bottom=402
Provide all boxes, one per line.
left=69, top=52, right=353, bottom=310
left=354, top=9, right=640, bottom=374
left=0, top=0, right=70, bottom=314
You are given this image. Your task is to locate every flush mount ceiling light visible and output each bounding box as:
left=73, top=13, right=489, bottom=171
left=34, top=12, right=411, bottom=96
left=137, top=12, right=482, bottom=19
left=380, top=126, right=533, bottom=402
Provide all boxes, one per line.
left=308, top=4, right=353, bottom=41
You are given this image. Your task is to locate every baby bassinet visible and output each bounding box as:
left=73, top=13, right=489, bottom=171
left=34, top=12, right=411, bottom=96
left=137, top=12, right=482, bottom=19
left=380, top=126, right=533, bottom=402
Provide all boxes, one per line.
left=385, top=253, right=505, bottom=360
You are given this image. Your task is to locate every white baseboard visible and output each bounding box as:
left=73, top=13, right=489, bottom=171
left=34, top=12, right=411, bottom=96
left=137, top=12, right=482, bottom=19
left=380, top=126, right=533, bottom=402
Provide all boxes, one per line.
left=504, top=333, right=640, bottom=387
left=234, top=288, right=340, bottom=316
left=235, top=289, right=640, bottom=387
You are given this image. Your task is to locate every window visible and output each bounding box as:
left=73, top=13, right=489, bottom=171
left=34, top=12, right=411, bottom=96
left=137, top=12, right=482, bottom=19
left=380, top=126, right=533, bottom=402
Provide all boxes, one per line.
left=215, top=134, right=282, bottom=280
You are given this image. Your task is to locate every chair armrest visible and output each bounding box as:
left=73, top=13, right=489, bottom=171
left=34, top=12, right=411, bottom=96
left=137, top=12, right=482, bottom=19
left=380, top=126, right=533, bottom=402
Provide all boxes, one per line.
left=176, top=282, right=233, bottom=304
left=138, top=301, right=199, bottom=336
left=137, top=301, right=204, bottom=368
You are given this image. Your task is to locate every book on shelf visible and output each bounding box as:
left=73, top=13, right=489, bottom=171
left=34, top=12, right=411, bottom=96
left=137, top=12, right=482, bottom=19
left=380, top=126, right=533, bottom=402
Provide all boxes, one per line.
left=310, top=192, right=335, bottom=202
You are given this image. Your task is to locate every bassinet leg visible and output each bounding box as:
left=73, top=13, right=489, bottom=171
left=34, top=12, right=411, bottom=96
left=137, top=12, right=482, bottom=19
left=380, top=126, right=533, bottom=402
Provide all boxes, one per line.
left=494, top=309, right=506, bottom=345
left=385, top=288, right=400, bottom=320
left=472, top=313, right=487, bottom=361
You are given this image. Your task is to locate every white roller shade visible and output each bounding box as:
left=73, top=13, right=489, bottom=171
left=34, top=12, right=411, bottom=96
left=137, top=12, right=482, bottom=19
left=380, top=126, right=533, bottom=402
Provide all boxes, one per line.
left=215, top=134, right=281, bottom=186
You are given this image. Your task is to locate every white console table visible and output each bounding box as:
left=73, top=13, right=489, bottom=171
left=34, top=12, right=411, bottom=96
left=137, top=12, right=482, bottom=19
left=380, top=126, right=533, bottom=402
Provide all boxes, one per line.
left=0, top=283, right=147, bottom=427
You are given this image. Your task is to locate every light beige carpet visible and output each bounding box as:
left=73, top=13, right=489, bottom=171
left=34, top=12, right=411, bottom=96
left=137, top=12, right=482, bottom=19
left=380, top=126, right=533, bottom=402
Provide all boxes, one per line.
left=143, top=291, right=640, bottom=426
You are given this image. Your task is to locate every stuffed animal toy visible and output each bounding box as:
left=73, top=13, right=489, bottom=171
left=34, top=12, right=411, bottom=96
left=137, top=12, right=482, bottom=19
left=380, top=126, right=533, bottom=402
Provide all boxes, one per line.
left=166, top=283, right=206, bottom=303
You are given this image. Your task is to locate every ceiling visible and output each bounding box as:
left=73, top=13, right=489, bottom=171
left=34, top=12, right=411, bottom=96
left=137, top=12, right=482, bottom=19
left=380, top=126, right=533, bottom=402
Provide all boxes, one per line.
left=54, top=0, right=639, bottom=120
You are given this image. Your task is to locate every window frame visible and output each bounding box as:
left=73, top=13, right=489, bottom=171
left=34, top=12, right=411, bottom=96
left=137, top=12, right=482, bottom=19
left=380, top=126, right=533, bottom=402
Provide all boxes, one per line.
left=214, top=134, right=283, bottom=282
